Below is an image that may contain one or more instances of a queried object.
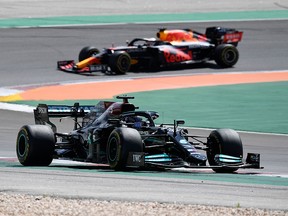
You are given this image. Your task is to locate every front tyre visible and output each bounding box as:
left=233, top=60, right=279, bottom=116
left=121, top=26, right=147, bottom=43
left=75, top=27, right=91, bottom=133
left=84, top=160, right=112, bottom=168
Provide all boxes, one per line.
left=78, top=46, right=100, bottom=61
left=108, top=52, right=131, bottom=74
left=107, top=127, right=143, bottom=170
left=214, top=44, right=239, bottom=67
left=16, top=125, right=55, bottom=166
left=207, top=129, right=243, bottom=173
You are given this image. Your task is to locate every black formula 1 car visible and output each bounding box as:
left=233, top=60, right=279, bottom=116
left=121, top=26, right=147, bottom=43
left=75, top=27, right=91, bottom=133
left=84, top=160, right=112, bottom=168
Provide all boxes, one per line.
left=16, top=95, right=261, bottom=173
left=57, top=26, right=243, bottom=75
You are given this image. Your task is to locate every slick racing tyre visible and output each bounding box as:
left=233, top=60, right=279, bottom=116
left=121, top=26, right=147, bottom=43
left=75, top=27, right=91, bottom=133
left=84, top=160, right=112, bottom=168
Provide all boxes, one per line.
left=16, top=125, right=55, bottom=166
left=207, top=129, right=243, bottom=173
left=214, top=44, right=239, bottom=67
left=78, top=46, right=100, bottom=61
left=107, top=127, right=143, bottom=170
left=109, top=51, right=131, bottom=75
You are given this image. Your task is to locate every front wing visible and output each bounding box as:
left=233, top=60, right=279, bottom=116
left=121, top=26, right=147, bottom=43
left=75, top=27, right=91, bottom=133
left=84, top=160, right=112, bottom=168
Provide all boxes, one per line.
left=126, top=152, right=262, bottom=170
left=57, top=60, right=106, bottom=73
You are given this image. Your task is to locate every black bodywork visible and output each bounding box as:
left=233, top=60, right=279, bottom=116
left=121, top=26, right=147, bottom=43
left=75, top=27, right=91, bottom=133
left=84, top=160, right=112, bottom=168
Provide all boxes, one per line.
left=57, top=27, right=242, bottom=74
left=16, top=96, right=261, bottom=173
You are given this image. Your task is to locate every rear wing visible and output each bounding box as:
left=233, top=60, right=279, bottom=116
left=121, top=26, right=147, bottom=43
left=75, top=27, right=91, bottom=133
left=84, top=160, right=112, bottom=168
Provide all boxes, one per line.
left=205, top=27, right=243, bottom=46
left=34, top=103, right=96, bottom=132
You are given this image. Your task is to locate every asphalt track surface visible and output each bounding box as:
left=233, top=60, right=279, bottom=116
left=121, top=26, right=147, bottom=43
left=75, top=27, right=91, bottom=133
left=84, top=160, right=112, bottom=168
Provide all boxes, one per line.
left=1, top=20, right=288, bottom=87
left=0, top=1, right=288, bottom=211
left=1, top=0, right=287, bottom=19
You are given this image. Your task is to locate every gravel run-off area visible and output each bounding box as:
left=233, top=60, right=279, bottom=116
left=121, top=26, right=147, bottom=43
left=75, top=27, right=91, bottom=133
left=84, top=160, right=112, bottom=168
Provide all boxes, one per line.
left=0, top=193, right=287, bottom=216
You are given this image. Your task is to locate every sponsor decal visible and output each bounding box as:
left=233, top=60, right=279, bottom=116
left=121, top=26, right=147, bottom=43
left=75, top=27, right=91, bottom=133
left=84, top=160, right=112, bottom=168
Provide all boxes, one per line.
left=48, top=105, right=94, bottom=113
left=163, top=48, right=192, bottom=63
left=223, top=32, right=243, bottom=43
left=179, top=139, right=189, bottom=144
left=132, top=154, right=142, bottom=163
left=89, top=65, right=103, bottom=71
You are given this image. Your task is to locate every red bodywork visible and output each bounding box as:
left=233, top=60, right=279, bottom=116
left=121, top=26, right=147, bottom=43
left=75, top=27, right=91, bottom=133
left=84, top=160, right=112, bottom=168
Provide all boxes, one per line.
left=223, top=32, right=243, bottom=43
left=157, top=28, right=243, bottom=44
left=157, top=29, right=208, bottom=42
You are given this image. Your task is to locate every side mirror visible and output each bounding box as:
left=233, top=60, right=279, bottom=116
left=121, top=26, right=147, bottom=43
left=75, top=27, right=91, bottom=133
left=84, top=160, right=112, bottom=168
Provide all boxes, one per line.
left=108, top=119, right=120, bottom=125
left=176, top=120, right=185, bottom=125
left=173, top=120, right=185, bottom=136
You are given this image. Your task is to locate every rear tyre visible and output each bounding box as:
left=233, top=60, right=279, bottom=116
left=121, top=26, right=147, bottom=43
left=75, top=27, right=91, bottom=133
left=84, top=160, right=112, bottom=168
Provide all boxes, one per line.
left=214, top=44, right=239, bottom=67
left=107, top=127, right=143, bottom=170
left=109, top=52, right=131, bottom=74
left=16, top=125, right=55, bottom=166
left=207, top=129, right=243, bottom=173
left=78, top=46, right=100, bottom=61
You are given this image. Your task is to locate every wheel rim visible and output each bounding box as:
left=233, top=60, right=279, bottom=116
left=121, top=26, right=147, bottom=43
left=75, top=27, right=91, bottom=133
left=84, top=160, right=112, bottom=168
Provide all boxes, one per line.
left=108, top=137, right=118, bottom=162
left=17, top=134, right=27, bottom=157
left=118, top=55, right=130, bottom=72
left=224, top=49, right=237, bottom=63
left=207, top=134, right=220, bottom=166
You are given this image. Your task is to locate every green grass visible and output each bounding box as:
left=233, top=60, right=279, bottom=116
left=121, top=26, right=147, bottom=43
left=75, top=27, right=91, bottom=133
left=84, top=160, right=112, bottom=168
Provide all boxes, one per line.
left=13, top=81, right=288, bottom=134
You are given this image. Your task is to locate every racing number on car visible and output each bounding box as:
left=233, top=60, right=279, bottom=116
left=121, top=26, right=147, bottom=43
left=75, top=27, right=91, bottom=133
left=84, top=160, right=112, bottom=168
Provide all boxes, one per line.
left=38, top=107, right=47, bottom=114
left=163, top=48, right=192, bottom=63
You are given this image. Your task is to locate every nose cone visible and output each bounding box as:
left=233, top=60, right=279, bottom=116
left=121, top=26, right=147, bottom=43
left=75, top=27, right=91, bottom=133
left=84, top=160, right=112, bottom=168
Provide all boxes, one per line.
left=187, top=153, right=207, bottom=166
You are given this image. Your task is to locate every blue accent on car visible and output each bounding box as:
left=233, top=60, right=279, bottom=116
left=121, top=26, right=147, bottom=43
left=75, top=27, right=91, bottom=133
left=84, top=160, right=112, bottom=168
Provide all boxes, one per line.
left=216, top=154, right=242, bottom=163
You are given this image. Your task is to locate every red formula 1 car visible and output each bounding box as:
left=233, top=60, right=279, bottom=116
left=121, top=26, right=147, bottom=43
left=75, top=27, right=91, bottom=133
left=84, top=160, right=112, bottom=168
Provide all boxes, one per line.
left=57, top=27, right=243, bottom=75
